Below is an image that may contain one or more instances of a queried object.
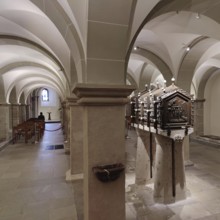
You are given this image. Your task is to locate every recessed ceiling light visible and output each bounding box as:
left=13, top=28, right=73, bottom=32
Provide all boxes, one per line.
left=183, top=43, right=191, bottom=51
left=134, top=46, right=137, bottom=50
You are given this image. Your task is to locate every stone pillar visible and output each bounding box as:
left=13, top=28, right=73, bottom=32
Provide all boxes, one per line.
left=19, top=104, right=27, bottom=123
left=192, top=99, right=205, bottom=136
left=66, top=98, right=84, bottom=181
left=0, top=104, right=11, bottom=141
left=11, top=104, right=20, bottom=127
left=73, top=84, right=134, bottom=220
left=31, top=95, right=38, bottom=118
left=183, top=136, right=193, bottom=166
left=26, top=105, right=30, bottom=120
left=63, top=101, right=70, bottom=154
left=135, top=129, right=155, bottom=185
left=154, top=134, right=186, bottom=204
left=61, top=101, right=67, bottom=140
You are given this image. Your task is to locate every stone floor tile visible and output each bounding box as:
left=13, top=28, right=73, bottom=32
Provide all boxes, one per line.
left=125, top=130, right=220, bottom=220
left=200, top=198, right=220, bottom=215
left=49, top=205, right=77, bottom=220
left=169, top=203, right=211, bottom=220
left=2, top=125, right=220, bottom=220
left=0, top=123, right=76, bottom=220
left=1, top=171, right=21, bottom=179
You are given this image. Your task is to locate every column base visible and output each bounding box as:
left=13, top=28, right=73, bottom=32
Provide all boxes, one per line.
left=64, top=141, right=70, bottom=154
left=184, top=160, right=194, bottom=167
left=65, top=169, right=84, bottom=181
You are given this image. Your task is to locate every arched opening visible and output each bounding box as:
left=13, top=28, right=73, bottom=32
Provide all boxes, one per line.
left=41, top=88, right=49, bottom=102
left=37, top=87, right=61, bottom=122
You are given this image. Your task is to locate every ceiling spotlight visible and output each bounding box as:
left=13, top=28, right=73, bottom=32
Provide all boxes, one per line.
left=134, top=46, right=137, bottom=51
left=186, top=47, right=190, bottom=52
left=182, top=43, right=191, bottom=52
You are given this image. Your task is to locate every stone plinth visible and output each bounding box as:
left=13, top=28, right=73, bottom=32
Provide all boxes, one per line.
left=154, top=134, right=186, bottom=204
left=135, top=129, right=155, bottom=185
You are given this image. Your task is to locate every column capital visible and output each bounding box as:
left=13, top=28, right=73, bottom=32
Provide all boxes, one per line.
left=62, top=97, right=79, bottom=107
left=18, top=103, right=28, bottom=106
left=0, top=103, right=11, bottom=107
left=10, top=103, right=21, bottom=107
left=72, top=83, right=135, bottom=105
left=194, top=99, right=205, bottom=103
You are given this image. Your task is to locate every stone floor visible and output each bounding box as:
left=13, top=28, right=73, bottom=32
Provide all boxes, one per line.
left=0, top=123, right=77, bottom=220
left=1, top=125, right=220, bottom=219
left=125, top=129, right=220, bottom=220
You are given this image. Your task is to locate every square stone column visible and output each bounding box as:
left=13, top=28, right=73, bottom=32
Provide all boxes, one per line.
left=0, top=104, right=11, bottom=142
left=73, top=84, right=134, bottom=220
left=135, top=129, right=156, bottom=185
left=154, top=134, right=186, bottom=204
left=61, top=101, right=68, bottom=141
left=63, top=101, right=70, bottom=153
left=192, top=99, right=205, bottom=136
left=19, top=104, right=27, bottom=123
left=11, top=104, right=20, bottom=127
left=66, top=98, right=84, bottom=181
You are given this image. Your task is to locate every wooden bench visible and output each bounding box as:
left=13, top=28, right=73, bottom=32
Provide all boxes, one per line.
left=12, top=118, right=45, bottom=144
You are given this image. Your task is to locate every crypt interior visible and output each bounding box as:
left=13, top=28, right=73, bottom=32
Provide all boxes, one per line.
left=1, top=0, right=220, bottom=219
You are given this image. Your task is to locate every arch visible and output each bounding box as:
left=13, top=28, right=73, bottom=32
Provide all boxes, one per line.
left=4, top=70, right=66, bottom=103
left=9, top=87, right=17, bottom=104
left=24, top=83, right=65, bottom=105
left=30, top=0, right=86, bottom=82
left=0, top=76, right=6, bottom=103
left=126, top=73, right=138, bottom=89
left=41, top=88, right=49, bottom=102
left=0, top=35, right=65, bottom=72
left=126, top=0, right=220, bottom=83
left=197, top=67, right=218, bottom=99
left=0, top=63, right=67, bottom=90
left=19, top=92, right=25, bottom=104
left=177, top=37, right=218, bottom=92
left=132, top=48, right=173, bottom=84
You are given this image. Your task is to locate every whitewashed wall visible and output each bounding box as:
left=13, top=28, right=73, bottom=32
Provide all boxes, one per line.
left=204, top=74, right=220, bottom=136
left=38, top=88, right=61, bottom=121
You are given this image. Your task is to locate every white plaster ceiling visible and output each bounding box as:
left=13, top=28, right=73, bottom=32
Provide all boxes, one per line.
left=0, top=0, right=74, bottom=103
left=128, top=1, right=220, bottom=97
left=1, top=0, right=220, bottom=103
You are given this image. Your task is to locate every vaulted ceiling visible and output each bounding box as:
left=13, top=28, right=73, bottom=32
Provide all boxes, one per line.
left=0, top=0, right=220, bottom=104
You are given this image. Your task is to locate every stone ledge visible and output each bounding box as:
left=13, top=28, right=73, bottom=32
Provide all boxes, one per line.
left=0, top=140, right=10, bottom=151
left=66, top=169, right=84, bottom=181
left=190, top=135, right=220, bottom=147
left=73, top=83, right=135, bottom=98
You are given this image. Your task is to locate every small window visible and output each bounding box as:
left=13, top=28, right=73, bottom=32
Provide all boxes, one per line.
left=42, top=88, right=49, bottom=101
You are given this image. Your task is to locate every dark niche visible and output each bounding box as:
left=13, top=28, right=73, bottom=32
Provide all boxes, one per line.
left=92, top=163, right=125, bottom=183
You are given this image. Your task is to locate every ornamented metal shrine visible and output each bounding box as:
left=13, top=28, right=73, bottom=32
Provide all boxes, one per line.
left=129, top=79, right=194, bottom=199
left=131, top=79, right=193, bottom=133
